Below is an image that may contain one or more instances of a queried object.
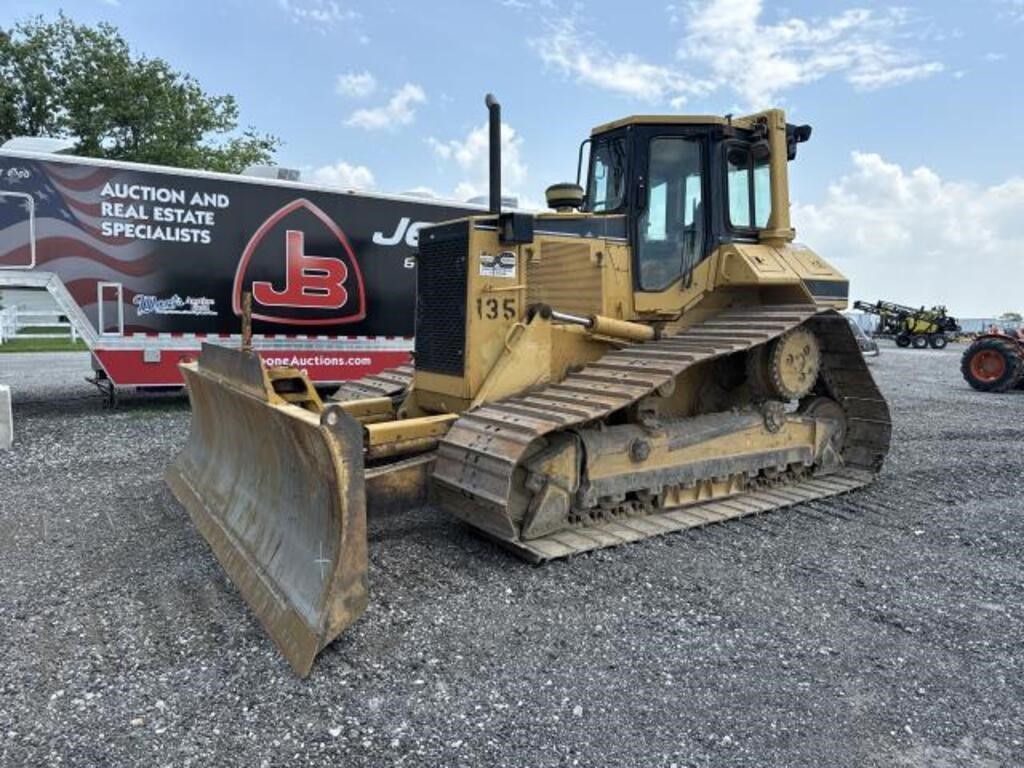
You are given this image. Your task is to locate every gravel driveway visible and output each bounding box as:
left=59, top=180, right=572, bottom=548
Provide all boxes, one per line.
left=1, top=346, right=1022, bottom=767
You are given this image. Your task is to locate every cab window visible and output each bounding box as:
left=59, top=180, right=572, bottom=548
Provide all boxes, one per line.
left=637, top=136, right=704, bottom=291
left=585, top=136, right=627, bottom=212
left=726, top=144, right=771, bottom=229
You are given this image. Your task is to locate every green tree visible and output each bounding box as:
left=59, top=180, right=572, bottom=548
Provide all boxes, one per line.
left=0, top=14, right=280, bottom=172
left=999, top=311, right=1022, bottom=323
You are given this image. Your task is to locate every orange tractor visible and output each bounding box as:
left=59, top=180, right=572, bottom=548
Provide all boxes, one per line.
left=961, top=331, right=1024, bottom=392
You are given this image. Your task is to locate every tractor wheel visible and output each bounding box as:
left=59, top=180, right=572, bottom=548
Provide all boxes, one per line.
left=960, top=338, right=1023, bottom=392
left=911, top=334, right=929, bottom=349
left=929, top=334, right=948, bottom=350
left=895, top=333, right=911, bottom=348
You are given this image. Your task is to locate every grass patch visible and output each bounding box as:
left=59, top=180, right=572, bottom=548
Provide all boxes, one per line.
left=0, top=337, right=88, bottom=353
left=17, top=325, right=71, bottom=336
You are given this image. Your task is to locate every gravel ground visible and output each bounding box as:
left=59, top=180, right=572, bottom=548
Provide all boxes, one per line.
left=1, top=346, right=1023, bottom=767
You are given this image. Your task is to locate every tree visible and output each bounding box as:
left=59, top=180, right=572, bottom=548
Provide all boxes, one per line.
left=0, top=14, right=280, bottom=172
left=999, top=312, right=1022, bottom=323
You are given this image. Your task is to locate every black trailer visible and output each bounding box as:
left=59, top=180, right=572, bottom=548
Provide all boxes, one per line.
left=0, top=146, right=480, bottom=389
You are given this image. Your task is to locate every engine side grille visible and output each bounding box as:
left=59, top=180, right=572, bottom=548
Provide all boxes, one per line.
left=527, top=241, right=603, bottom=317
left=415, top=221, right=468, bottom=376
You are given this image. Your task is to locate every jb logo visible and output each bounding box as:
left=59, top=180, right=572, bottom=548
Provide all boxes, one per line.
left=233, top=198, right=366, bottom=325
left=252, top=230, right=349, bottom=309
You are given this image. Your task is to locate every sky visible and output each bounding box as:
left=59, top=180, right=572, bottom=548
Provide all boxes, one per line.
left=6, top=0, right=1024, bottom=315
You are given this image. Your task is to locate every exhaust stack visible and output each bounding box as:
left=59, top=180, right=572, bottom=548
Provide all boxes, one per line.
left=485, top=93, right=501, bottom=214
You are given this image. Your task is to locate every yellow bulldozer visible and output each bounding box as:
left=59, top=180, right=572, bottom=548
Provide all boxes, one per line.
left=166, top=95, right=891, bottom=676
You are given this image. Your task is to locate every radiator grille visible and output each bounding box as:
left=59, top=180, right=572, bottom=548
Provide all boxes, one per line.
left=415, top=221, right=468, bottom=376
left=527, top=241, right=603, bottom=317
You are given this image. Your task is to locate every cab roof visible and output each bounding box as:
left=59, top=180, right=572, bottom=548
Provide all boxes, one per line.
left=590, top=113, right=760, bottom=135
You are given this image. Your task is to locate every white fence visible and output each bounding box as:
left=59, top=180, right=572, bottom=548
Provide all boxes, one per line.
left=0, top=306, right=79, bottom=344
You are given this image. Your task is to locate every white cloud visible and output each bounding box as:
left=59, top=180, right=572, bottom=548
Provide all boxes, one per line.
left=995, top=0, right=1024, bottom=23
left=427, top=121, right=529, bottom=203
left=278, top=0, right=357, bottom=26
left=309, top=160, right=375, bottom=189
left=846, top=61, right=946, bottom=90
left=532, top=2, right=943, bottom=108
left=496, top=0, right=555, bottom=8
left=530, top=17, right=706, bottom=104
left=335, top=71, right=377, bottom=98
left=681, top=0, right=944, bottom=107
left=346, top=84, right=426, bottom=131
left=793, top=152, right=1024, bottom=316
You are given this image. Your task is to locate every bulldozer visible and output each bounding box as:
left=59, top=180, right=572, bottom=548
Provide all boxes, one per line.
left=166, top=96, right=891, bottom=676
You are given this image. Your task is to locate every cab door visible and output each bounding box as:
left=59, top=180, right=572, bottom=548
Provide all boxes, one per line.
left=631, top=130, right=711, bottom=314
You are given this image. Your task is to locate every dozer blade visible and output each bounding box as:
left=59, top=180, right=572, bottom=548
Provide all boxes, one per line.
left=165, top=344, right=371, bottom=677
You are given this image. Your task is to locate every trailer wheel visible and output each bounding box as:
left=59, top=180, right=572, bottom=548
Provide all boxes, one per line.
left=895, top=333, right=911, bottom=348
left=928, top=334, right=948, bottom=350
left=911, top=334, right=929, bottom=349
left=961, top=338, right=1022, bottom=392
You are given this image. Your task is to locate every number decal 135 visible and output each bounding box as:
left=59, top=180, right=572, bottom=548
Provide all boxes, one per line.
left=476, top=297, right=516, bottom=320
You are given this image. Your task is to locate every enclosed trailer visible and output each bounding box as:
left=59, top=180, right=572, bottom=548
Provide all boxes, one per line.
left=0, top=147, right=479, bottom=393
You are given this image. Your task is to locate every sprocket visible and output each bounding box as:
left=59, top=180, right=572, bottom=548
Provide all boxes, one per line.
left=767, top=327, right=821, bottom=400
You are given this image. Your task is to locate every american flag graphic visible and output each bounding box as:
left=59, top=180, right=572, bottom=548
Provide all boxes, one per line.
left=0, top=160, right=166, bottom=332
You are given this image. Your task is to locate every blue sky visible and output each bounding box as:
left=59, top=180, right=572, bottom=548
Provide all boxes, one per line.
left=6, top=0, right=1024, bottom=314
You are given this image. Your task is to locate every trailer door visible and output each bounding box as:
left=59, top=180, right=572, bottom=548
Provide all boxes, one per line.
left=0, top=191, right=36, bottom=269
left=97, top=282, right=124, bottom=335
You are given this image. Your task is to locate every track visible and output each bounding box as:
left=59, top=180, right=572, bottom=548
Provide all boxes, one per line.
left=432, top=304, right=892, bottom=560
left=330, top=364, right=414, bottom=402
